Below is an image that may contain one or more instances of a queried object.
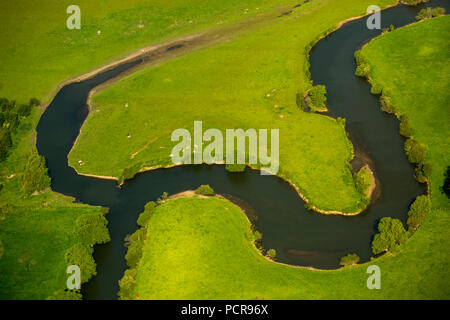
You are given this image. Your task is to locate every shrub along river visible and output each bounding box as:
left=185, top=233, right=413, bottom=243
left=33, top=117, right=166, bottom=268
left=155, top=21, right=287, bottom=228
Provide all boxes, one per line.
left=36, top=0, right=449, bottom=299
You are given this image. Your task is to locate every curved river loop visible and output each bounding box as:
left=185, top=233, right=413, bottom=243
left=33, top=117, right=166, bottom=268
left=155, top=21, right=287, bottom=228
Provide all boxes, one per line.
left=36, top=0, right=449, bottom=299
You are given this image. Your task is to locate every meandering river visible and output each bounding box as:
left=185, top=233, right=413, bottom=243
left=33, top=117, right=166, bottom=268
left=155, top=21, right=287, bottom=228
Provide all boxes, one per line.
left=36, top=0, right=449, bottom=299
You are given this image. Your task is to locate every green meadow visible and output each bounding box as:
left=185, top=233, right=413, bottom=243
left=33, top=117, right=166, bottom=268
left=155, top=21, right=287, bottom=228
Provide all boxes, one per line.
left=361, top=15, right=450, bottom=210
left=1, top=0, right=307, bottom=299
left=129, top=196, right=448, bottom=299
left=126, top=14, right=450, bottom=300
left=0, top=0, right=448, bottom=300
left=69, top=0, right=396, bottom=213
left=0, top=95, right=106, bottom=299
left=0, top=0, right=301, bottom=105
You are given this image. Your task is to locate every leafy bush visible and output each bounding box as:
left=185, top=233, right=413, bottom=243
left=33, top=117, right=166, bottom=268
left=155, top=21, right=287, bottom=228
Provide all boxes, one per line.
left=354, top=50, right=366, bottom=65
left=0, top=128, right=12, bottom=161
left=120, top=204, right=153, bottom=299
left=370, top=83, right=382, bottom=95
left=354, top=165, right=372, bottom=196
left=415, top=162, right=432, bottom=183
left=21, top=153, right=50, bottom=195
left=404, top=138, right=426, bottom=164
left=336, top=117, right=346, bottom=127
left=416, top=7, right=445, bottom=20
left=372, top=217, right=408, bottom=255
left=225, top=164, right=246, bottom=172
left=355, top=63, right=370, bottom=77
left=407, top=195, right=431, bottom=231
left=17, top=104, right=32, bottom=117
left=47, top=289, right=82, bottom=300
left=340, top=253, right=360, bottom=266
left=118, top=162, right=142, bottom=184
left=307, top=85, right=327, bottom=110
left=157, top=191, right=168, bottom=203
left=118, top=268, right=137, bottom=300
left=29, top=98, right=40, bottom=107
left=0, top=98, right=15, bottom=112
left=402, top=0, right=429, bottom=6
left=266, top=249, right=276, bottom=259
left=75, top=213, right=110, bottom=246
left=399, top=114, right=413, bottom=137
left=442, top=166, right=450, bottom=199
left=195, top=184, right=214, bottom=195
left=65, top=243, right=96, bottom=283
left=380, top=92, right=396, bottom=113
left=0, top=238, right=4, bottom=260
left=432, top=7, right=446, bottom=17
left=125, top=242, right=144, bottom=269
left=125, top=232, right=146, bottom=268
left=137, top=201, right=156, bottom=227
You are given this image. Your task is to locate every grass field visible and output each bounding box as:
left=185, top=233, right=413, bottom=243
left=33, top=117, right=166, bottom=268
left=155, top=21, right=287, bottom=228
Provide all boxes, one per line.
left=361, top=15, right=450, bottom=210
left=130, top=196, right=448, bottom=299
left=0, top=97, right=108, bottom=299
left=69, top=0, right=396, bottom=213
left=0, top=0, right=301, bottom=105
left=0, top=0, right=321, bottom=300
left=127, top=14, right=450, bottom=301
left=0, top=203, right=105, bottom=299
left=1, top=0, right=448, bottom=300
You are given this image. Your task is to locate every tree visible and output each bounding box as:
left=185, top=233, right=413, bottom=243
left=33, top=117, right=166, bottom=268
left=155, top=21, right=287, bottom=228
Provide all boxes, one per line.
left=370, top=83, right=382, bottom=95
left=0, top=98, right=15, bottom=112
left=157, top=191, right=169, bottom=203
left=0, top=128, right=12, bottom=161
left=407, top=195, right=431, bottom=231
left=372, top=217, right=408, bottom=255
left=118, top=268, right=137, bottom=300
left=118, top=162, right=142, bottom=184
left=17, top=103, right=32, bottom=117
left=47, top=289, right=82, bottom=300
left=0, top=238, right=4, bottom=260
left=404, top=138, right=426, bottom=164
left=442, top=166, right=450, bottom=199
left=416, top=7, right=445, bottom=20
left=415, top=162, right=432, bottom=183
left=340, top=253, right=360, bottom=266
left=137, top=201, right=156, bottom=227
left=416, top=8, right=432, bottom=20
left=125, top=240, right=144, bottom=268
left=307, top=85, right=327, bottom=110
left=225, top=164, right=246, bottom=172
left=431, top=7, right=446, bottom=17
left=21, top=153, right=50, bottom=195
left=29, top=98, right=41, bottom=107
left=65, top=244, right=96, bottom=283
left=403, top=0, right=430, bottom=6
left=266, top=249, right=277, bottom=259
left=355, top=63, right=370, bottom=77
left=75, top=213, right=110, bottom=245
left=399, top=114, right=413, bottom=137
left=125, top=228, right=146, bottom=268
left=380, top=92, right=396, bottom=113
left=354, top=165, right=371, bottom=196
left=195, top=184, right=214, bottom=195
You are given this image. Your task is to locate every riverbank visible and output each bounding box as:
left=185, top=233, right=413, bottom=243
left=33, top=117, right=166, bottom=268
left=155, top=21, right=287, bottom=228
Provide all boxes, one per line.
left=69, top=0, right=397, bottom=215
left=38, top=0, right=449, bottom=299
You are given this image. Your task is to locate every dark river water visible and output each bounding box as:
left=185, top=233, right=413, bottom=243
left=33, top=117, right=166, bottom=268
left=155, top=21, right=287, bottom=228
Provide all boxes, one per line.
left=36, top=0, right=449, bottom=299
